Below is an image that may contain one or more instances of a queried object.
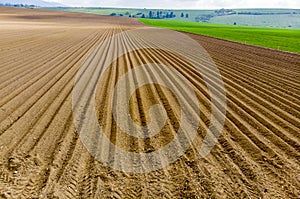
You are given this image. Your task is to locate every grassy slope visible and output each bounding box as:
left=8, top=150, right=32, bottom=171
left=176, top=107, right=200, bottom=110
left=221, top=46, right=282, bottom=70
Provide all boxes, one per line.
left=210, top=14, right=300, bottom=28
left=139, top=18, right=300, bottom=53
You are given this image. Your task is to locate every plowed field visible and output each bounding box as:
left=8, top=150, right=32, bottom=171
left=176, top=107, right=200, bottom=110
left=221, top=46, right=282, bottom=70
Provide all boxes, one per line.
left=0, top=7, right=299, bottom=198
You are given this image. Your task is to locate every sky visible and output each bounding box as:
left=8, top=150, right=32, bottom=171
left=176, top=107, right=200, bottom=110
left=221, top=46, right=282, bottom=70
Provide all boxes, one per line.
left=46, top=0, right=300, bottom=9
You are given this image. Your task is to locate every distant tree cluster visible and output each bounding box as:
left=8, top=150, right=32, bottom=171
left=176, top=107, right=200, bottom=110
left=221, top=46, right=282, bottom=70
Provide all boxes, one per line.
left=0, top=3, right=37, bottom=8
left=108, top=9, right=191, bottom=20
left=116, top=10, right=180, bottom=19
left=109, top=13, right=126, bottom=17
left=147, top=10, right=176, bottom=19
left=180, top=12, right=189, bottom=18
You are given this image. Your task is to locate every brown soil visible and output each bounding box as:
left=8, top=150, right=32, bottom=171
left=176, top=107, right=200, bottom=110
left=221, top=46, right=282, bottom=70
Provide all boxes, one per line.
left=0, top=7, right=299, bottom=198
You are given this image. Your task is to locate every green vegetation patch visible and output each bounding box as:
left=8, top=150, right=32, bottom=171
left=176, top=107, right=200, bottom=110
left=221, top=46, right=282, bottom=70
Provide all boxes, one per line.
left=139, top=18, right=300, bottom=53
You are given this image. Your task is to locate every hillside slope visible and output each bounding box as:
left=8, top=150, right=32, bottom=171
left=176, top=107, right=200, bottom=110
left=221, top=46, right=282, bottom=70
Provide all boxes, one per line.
left=0, top=0, right=65, bottom=7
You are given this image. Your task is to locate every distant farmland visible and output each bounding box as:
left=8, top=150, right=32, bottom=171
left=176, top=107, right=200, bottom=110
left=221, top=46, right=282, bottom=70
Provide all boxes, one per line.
left=139, top=18, right=300, bottom=53
left=43, top=7, right=300, bottom=28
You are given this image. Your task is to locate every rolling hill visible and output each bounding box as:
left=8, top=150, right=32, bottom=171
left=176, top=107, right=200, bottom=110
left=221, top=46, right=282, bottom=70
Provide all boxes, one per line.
left=0, top=0, right=65, bottom=7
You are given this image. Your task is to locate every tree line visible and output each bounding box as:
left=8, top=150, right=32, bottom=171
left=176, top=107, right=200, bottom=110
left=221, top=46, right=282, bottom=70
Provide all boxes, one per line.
left=110, top=10, right=189, bottom=19
left=0, top=3, right=37, bottom=8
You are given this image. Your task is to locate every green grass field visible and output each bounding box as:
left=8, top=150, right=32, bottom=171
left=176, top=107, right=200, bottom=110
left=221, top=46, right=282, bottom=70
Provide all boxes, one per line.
left=139, top=19, right=300, bottom=53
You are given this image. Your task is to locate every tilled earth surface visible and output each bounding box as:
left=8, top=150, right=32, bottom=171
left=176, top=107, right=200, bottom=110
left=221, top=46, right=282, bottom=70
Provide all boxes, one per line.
left=0, top=7, right=299, bottom=198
